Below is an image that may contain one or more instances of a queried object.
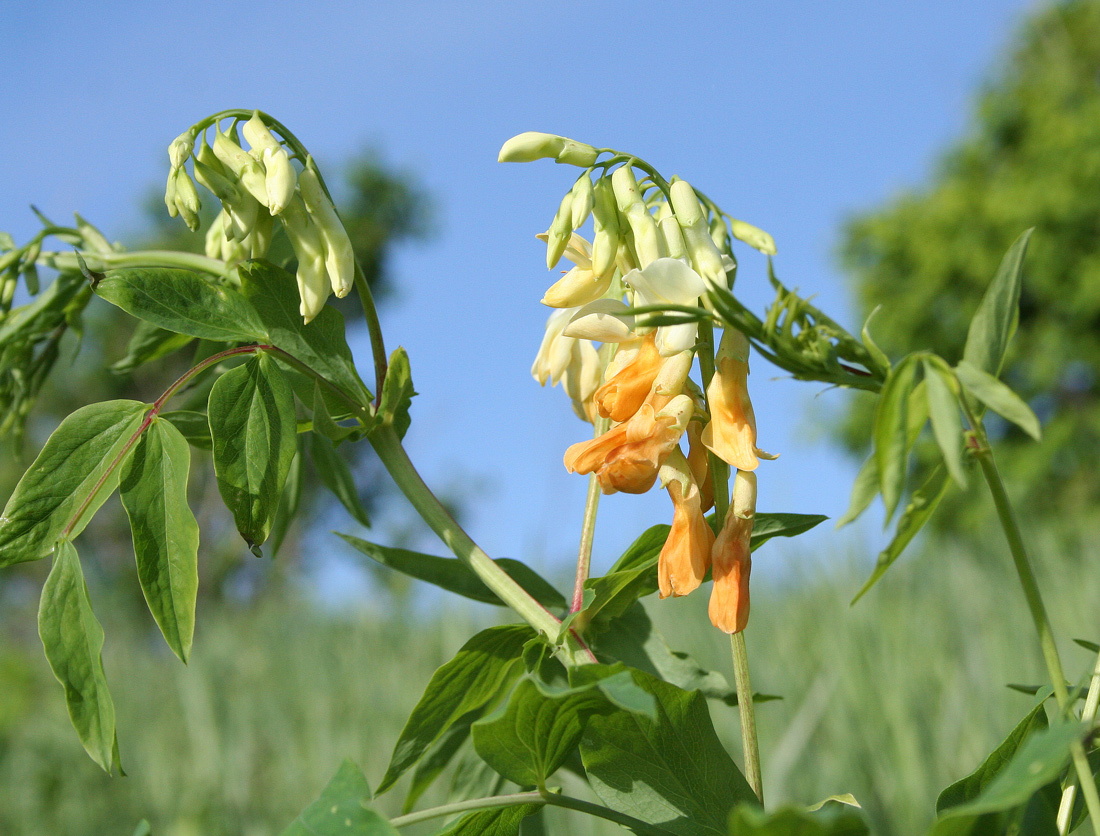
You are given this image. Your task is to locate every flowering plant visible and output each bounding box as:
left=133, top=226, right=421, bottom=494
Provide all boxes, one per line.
left=0, top=115, right=1096, bottom=836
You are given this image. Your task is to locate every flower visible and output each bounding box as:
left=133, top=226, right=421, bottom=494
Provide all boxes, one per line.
left=657, top=450, right=714, bottom=598
left=536, top=232, right=613, bottom=308
left=498, top=132, right=599, bottom=167
left=702, top=328, right=775, bottom=470
left=532, top=307, right=602, bottom=421
left=709, top=470, right=756, bottom=634
left=592, top=333, right=662, bottom=422
left=623, top=257, right=708, bottom=355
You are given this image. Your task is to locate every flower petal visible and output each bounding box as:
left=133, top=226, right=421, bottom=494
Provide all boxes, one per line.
left=625, top=258, right=708, bottom=306
left=563, top=299, right=636, bottom=342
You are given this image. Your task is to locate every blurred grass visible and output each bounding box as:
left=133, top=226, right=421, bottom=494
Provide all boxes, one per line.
left=1, top=527, right=1097, bottom=836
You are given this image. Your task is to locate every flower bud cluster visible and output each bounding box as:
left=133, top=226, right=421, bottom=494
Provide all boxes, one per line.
left=504, top=132, right=779, bottom=633
left=165, top=111, right=358, bottom=322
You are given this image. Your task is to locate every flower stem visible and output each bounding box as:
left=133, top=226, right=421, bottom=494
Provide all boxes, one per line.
left=572, top=414, right=610, bottom=613
left=41, top=249, right=229, bottom=276
left=1057, top=646, right=1100, bottom=834
left=389, top=791, right=544, bottom=828
left=368, top=424, right=596, bottom=667
left=731, top=631, right=764, bottom=804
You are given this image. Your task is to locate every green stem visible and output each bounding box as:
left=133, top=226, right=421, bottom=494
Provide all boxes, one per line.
left=389, top=792, right=544, bottom=828
left=540, top=791, right=671, bottom=835
left=40, top=249, right=229, bottom=276
left=731, top=632, right=764, bottom=804
left=1057, top=646, right=1100, bottom=834
left=572, top=409, right=611, bottom=613
left=368, top=424, right=596, bottom=667
left=352, top=262, right=389, bottom=407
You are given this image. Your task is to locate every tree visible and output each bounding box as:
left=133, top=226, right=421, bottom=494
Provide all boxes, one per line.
left=839, top=0, right=1100, bottom=533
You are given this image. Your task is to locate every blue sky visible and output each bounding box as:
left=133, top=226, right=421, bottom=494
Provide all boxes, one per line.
left=1, top=1, right=1037, bottom=592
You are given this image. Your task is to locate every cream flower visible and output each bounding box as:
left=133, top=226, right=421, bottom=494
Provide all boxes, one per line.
left=536, top=232, right=614, bottom=308
left=623, top=258, right=708, bottom=355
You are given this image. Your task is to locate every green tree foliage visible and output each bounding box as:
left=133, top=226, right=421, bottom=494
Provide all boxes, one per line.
left=839, top=0, right=1100, bottom=531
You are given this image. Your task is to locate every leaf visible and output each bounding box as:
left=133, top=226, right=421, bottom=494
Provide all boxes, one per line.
left=0, top=400, right=147, bottom=567
left=279, top=758, right=398, bottom=836
left=872, top=355, right=920, bottom=522
left=161, top=410, right=213, bottom=450
left=576, top=665, right=757, bottom=835
left=836, top=456, right=877, bottom=529
left=119, top=418, right=200, bottom=663
left=312, top=381, right=356, bottom=442
left=860, top=305, right=891, bottom=377
left=338, top=534, right=567, bottom=611
left=955, top=360, right=1041, bottom=441
left=377, top=624, right=534, bottom=794
left=962, top=229, right=1031, bottom=378
left=852, top=466, right=951, bottom=604
left=96, top=267, right=266, bottom=342
left=309, top=434, right=371, bottom=528
left=268, top=437, right=305, bottom=558
left=922, top=358, right=968, bottom=488
left=37, top=541, right=120, bottom=774
left=208, top=353, right=298, bottom=550
left=379, top=347, right=415, bottom=439
left=750, top=513, right=830, bottom=547
left=930, top=720, right=1085, bottom=836
left=937, top=701, right=1049, bottom=812
left=404, top=713, right=478, bottom=813
left=608, top=524, right=674, bottom=573
left=472, top=677, right=611, bottom=787
left=1074, top=639, right=1100, bottom=654
left=111, top=320, right=194, bottom=373
left=240, top=261, right=372, bottom=410
left=729, top=804, right=870, bottom=835
left=430, top=804, right=542, bottom=836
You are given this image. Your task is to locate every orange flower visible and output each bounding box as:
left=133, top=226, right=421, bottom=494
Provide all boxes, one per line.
left=657, top=451, right=714, bottom=598
left=709, top=470, right=756, bottom=634
left=702, top=328, right=768, bottom=471
left=686, top=419, right=715, bottom=513
left=594, top=334, right=663, bottom=422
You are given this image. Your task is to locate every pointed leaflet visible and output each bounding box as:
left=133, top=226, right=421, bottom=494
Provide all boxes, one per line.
left=379, top=347, right=415, bottom=439
left=931, top=720, right=1085, bottom=836
left=119, top=417, right=200, bottom=663
left=377, top=624, right=534, bottom=794
left=836, top=455, right=878, bottom=529
left=429, top=805, right=542, bottom=836
left=95, top=267, right=266, bottom=342
left=576, top=665, right=757, bottom=835
left=403, top=713, right=479, bottom=813
left=872, top=355, right=920, bottom=523
left=729, top=804, right=869, bottom=835
left=963, top=229, right=1032, bottom=378
left=161, top=410, right=213, bottom=450
left=309, top=433, right=372, bottom=528
left=279, top=759, right=398, bottom=836
left=0, top=400, right=147, bottom=567
left=923, top=357, right=969, bottom=487
left=38, top=541, right=121, bottom=774
left=239, top=261, right=373, bottom=410
left=111, top=320, right=194, bottom=373
left=852, top=465, right=951, bottom=604
left=338, top=534, right=567, bottom=611
left=268, top=437, right=305, bottom=558
left=209, top=353, right=298, bottom=549
left=955, top=360, right=1041, bottom=441
left=861, top=305, right=891, bottom=378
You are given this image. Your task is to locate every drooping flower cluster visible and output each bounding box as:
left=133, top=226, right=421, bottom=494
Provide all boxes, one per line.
left=165, top=111, right=356, bottom=322
left=508, top=132, right=776, bottom=633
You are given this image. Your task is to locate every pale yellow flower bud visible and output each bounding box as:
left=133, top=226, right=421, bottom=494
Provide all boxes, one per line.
left=298, top=161, right=355, bottom=298
left=212, top=127, right=269, bottom=206
left=242, top=111, right=281, bottom=157
left=612, top=166, right=661, bottom=268
left=669, top=180, right=728, bottom=290
left=590, top=177, right=620, bottom=281
left=709, top=215, right=731, bottom=253
left=168, top=131, right=194, bottom=170
left=659, top=216, right=687, bottom=260
left=164, top=169, right=179, bottom=218
left=173, top=169, right=201, bottom=231
left=279, top=195, right=331, bottom=322
left=545, top=191, right=574, bottom=271
left=497, top=132, right=598, bottom=167
left=569, top=176, right=594, bottom=229
left=261, top=146, right=297, bottom=215
left=729, top=218, right=777, bottom=255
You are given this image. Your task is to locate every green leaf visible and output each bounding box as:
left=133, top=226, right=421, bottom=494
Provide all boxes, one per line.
left=268, top=437, right=305, bottom=558
left=96, top=267, right=266, bottom=342
left=836, top=455, right=877, bottom=529
left=750, top=513, right=830, bottom=547
left=111, top=320, right=194, bottom=373
left=931, top=719, right=1084, bottom=836
left=608, top=524, right=674, bottom=573
left=937, top=701, right=1049, bottom=812
left=962, top=229, right=1032, bottom=378
left=119, top=418, right=200, bottom=663
left=852, top=466, right=951, bottom=604
left=430, top=804, right=542, bottom=836
left=279, top=759, right=398, bottom=836
left=240, top=261, right=372, bottom=410
left=922, top=358, right=968, bottom=488
left=209, top=353, right=298, bottom=550
left=377, top=624, right=534, bottom=795
left=312, top=381, right=356, bottom=442
left=309, top=434, right=371, bottom=528
left=955, top=360, right=1041, bottom=441
left=872, top=355, right=920, bottom=522
left=37, top=541, right=120, bottom=774
left=1074, top=639, right=1100, bottom=654
left=379, top=347, right=415, bottom=439
left=729, top=804, right=869, bottom=835
left=577, top=665, right=757, bottom=835
left=472, top=677, right=612, bottom=787
left=404, top=713, right=478, bottom=813
left=861, top=305, right=891, bottom=376
left=161, top=409, right=213, bottom=450
left=338, top=534, right=567, bottom=611
left=0, top=400, right=147, bottom=567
